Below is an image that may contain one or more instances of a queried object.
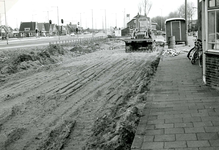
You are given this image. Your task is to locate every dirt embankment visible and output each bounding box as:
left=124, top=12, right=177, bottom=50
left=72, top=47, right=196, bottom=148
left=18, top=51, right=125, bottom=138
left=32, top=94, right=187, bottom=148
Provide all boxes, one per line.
left=0, top=38, right=163, bottom=150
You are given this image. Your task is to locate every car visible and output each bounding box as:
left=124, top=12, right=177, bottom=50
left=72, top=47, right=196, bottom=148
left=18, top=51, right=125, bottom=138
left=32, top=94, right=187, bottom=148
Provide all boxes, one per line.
left=83, top=31, right=89, bottom=34
left=70, top=33, right=75, bottom=36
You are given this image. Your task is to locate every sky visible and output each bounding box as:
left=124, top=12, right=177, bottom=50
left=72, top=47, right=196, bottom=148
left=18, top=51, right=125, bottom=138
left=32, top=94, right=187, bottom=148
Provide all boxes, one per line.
left=0, top=0, right=197, bottom=29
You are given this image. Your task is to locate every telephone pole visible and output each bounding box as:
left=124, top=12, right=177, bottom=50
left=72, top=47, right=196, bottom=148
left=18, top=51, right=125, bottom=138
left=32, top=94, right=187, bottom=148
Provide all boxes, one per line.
left=185, top=0, right=188, bottom=45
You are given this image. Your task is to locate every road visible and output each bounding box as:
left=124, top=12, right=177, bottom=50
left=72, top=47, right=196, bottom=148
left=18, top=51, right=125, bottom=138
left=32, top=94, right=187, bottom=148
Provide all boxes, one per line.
left=0, top=33, right=99, bottom=50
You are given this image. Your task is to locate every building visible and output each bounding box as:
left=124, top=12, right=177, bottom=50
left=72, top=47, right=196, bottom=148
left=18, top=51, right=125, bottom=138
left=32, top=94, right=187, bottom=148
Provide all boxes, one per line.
left=126, top=14, right=150, bottom=34
left=165, top=18, right=186, bottom=44
left=0, top=25, right=13, bottom=39
left=36, top=23, right=46, bottom=36
left=44, top=23, right=50, bottom=36
left=199, top=0, right=219, bottom=89
left=19, top=22, right=37, bottom=37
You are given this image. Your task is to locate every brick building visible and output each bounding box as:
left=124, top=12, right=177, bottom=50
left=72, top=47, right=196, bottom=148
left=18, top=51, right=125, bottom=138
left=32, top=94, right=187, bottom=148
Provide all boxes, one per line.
left=199, top=0, right=219, bottom=89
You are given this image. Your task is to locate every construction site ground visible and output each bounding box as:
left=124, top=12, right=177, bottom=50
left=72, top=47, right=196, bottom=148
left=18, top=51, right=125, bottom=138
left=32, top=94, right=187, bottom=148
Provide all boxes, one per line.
left=0, top=38, right=163, bottom=150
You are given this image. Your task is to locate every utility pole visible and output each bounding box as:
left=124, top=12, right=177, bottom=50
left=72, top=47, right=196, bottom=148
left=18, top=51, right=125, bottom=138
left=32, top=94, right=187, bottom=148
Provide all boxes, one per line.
left=57, top=6, right=60, bottom=41
left=105, top=9, right=107, bottom=31
left=92, top=9, right=93, bottom=36
left=1, top=0, right=8, bottom=44
left=185, top=0, right=188, bottom=45
left=3, top=0, right=7, bottom=26
left=160, top=8, right=162, bottom=31
left=124, top=8, right=125, bottom=28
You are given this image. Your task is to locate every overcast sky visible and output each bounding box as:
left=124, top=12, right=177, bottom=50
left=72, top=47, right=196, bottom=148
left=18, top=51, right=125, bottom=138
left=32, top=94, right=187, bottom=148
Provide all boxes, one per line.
left=0, top=0, right=197, bottom=29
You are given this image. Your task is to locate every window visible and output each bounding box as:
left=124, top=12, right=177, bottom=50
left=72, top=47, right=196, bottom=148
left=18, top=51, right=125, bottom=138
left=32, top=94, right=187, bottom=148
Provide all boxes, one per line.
left=209, top=0, right=219, bottom=7
left=209, top=0, right=216, bottom=7
left=208, top=10, right=219, bottom=49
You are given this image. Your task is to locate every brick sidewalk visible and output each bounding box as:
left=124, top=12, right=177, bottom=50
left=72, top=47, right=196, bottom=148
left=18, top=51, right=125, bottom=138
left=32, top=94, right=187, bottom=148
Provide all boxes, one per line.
left=131, top=46, right=219, bottom=150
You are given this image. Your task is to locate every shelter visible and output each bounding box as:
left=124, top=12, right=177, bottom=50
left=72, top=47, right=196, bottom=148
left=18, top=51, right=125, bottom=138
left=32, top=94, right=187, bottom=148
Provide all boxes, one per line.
left=165, top=18, right=186, bottom=44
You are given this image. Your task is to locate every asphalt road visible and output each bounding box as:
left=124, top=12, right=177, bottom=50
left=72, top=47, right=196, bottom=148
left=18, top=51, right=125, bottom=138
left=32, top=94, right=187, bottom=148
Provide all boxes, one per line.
left=0, top=33, right=96, bottom=50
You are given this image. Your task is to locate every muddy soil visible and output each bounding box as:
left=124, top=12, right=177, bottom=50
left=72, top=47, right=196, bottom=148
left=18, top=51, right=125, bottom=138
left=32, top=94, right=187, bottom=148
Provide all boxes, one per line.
left=0, top=39, right=163, bottom=150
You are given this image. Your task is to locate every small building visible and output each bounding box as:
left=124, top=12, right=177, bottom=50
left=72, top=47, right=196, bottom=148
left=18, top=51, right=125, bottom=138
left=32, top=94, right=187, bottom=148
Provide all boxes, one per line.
left=19, top=22, right=37, bottom=37
left=165, top=18, right=186, bottom=44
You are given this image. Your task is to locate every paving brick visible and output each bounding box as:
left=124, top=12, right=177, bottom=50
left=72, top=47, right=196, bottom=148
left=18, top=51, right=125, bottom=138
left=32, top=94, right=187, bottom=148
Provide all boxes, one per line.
left=146, top=124, right=155, bottom=130
left=165, top=128, right=184, bottom=134
left=145, top=129, right=164, bottom=135
left=131, top=135, right=143, bottom=149
left=174, top=122, right=193, bottom=128
left=165, top=118, right=183, bottom=123
left=164, top=141, right=187, bottom=148
left=176, top=134, right=197, bottom=141
left=148, top=119, right=165, bottom=125
left=209, top=140, right=219, bottom=146
left=197, top=133, right=219, bottom=140
left=155, top=124, right=174, bottom=129
left=143, top=135, right=154, bottom=142
left=141, top=142, right=164, bottom=149
left=187, top=141, right=210, bottom=147
left=191, top=112, right=209, bottom=117
left=183, top=117, right=201, bottom=123
left=175, top=148, right=198, bottom=150
left=154, top=134, right=175, bottom=142
left=208, top=112, right=219, bottom=116
left=184, top=127, right=205, bottom=133
left=202, top=116, right=219, bottom=122
left=212, top=121, right=219, bottom=126
left=199, top=147, right=219, bottom=150
left=205, top=127, right=219, bottom=132
left=193, top=121, right=213, bottom=127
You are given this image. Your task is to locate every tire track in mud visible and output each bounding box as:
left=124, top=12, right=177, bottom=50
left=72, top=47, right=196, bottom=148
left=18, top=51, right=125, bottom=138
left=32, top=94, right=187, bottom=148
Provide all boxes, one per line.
left=0, top=50, right=126, bottom=149
left=61, top=53, right=159, bottom=149
left=0, top=48, right=161, bottom=150
left=13, top=51, right=132, bottom=150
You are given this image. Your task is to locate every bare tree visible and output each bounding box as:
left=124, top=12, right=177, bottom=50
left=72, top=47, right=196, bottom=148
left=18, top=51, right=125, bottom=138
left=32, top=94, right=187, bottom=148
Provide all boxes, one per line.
left=178, top=2, right=196, bottom=21
left=138, top=0, right=152, bottom=17
left=138, top=3, right=142, bottom=15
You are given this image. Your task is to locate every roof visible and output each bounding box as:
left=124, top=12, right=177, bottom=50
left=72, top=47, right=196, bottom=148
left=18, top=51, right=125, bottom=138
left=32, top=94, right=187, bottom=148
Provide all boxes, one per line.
left=37, top=23, right=46, bottom=31
left=44, top=23, right=50, bottom=31
left=127, top=14, right=150, bottom=25
left=165, top=18, right=185, bottom=24
left=19, top=22, right=37, bottom=31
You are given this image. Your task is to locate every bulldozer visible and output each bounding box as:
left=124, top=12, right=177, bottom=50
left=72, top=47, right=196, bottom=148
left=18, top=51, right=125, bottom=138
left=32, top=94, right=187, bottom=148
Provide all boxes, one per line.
left=124, top=15, right=155, bottom=52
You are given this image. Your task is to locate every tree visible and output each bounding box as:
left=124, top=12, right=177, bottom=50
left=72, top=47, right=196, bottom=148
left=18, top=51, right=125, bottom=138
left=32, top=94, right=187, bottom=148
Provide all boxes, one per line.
left=151, top=16, right=167, bottom=31
left=168, top=11, right=180, bottom=18
left=178, top=2, right=196, bottom=32
left=178, top=2, right=196, bottom=21
left=138, top=3, right=142, bottom=15
left=138, top=0, right=152, bottom=17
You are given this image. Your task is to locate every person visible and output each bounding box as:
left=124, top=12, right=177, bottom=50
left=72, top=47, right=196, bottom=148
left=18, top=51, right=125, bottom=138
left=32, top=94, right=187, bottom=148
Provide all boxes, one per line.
left=132, top=28, right=138, bottom=39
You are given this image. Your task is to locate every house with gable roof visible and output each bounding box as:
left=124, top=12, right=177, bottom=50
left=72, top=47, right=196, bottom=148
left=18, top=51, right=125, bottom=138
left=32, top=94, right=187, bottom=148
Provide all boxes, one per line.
left=19, top=22, right=37, bottom=37
left=36, top=23, right=46, bottom=36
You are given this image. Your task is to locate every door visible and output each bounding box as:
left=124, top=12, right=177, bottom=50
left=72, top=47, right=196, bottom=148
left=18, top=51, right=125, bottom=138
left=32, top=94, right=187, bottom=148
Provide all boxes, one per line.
left=172, top=21, right=181, bottom=42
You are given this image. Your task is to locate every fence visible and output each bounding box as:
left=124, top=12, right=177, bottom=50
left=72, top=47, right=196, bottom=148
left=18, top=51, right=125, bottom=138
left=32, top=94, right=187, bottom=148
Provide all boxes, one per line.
left=49, top=36, right=107, bottom=46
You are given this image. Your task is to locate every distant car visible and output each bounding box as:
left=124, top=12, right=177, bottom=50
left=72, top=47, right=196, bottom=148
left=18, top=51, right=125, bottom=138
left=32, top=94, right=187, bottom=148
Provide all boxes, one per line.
left=70, top=33, right=75, bottom=36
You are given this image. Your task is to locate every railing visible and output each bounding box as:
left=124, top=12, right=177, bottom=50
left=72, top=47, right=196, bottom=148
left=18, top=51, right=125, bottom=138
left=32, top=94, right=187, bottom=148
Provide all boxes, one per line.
left=49, top=36, right=107, bottom=46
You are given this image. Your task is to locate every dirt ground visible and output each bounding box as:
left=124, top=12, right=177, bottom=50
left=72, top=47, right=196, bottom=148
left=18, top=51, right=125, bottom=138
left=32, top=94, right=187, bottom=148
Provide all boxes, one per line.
left=0, top=39, right=163, bottom=150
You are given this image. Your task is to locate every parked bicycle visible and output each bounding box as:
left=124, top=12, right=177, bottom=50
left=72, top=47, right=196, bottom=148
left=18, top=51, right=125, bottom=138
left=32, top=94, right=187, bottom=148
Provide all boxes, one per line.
left=187, top=39, right=202, bottom=66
